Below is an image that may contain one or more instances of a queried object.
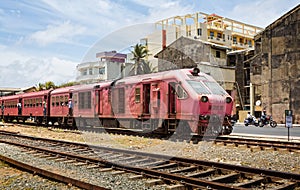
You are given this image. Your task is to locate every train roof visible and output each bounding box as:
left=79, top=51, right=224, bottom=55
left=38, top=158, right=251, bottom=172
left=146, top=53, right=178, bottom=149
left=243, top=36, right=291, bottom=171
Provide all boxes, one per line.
left=70, top=81, right=112, bottom=92
left=50, top=86, right=76, bottom=95
left=21, top=89, right=52, bottom=98
left=115, top=68, right=214, bottom=85
left=1, top=94, right=21, bottom=100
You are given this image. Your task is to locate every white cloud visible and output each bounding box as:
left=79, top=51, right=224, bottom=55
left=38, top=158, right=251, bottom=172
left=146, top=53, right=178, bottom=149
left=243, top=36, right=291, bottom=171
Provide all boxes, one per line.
left=0, top=47, right=78, bottom=87
left=29, top=21, right=86, bottom=46
left=131, top=0, right=194, bottom=22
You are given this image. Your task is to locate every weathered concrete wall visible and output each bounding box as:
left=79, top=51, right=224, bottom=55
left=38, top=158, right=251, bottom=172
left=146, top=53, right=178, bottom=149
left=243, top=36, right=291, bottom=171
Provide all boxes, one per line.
left=251, top=5, right=300, bottom=123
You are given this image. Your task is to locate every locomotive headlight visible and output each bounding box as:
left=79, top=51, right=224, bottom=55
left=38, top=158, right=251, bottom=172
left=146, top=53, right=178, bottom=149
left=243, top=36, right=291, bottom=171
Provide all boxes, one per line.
left=201, top=96, right=208, bottom=103
left=226, top=97, right=232, bottom=103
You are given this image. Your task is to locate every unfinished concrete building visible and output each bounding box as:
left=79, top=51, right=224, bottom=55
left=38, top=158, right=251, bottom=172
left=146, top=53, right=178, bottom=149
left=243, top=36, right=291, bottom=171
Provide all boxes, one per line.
left=250, top=4, right=300, bottom=123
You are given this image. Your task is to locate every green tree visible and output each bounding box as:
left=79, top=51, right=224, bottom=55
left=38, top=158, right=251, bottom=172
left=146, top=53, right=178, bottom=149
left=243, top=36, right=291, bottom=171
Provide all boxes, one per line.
left=36, top=83, right=45, bottom=91
left=58, top=81, right=79, bottom=88
left=129, top=43, right=151, bottom=76
left=36, top=81, right=56, bottom=91
left=45, top=81, right=56, bottom=89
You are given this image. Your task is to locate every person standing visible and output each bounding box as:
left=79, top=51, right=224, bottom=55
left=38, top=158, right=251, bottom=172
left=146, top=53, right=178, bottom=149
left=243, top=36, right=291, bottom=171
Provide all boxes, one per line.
left=17, top=102, right=22, bottom=115
left=68, top=99, right=73, bottom=116
left=43, top=100, right=47, bottom=117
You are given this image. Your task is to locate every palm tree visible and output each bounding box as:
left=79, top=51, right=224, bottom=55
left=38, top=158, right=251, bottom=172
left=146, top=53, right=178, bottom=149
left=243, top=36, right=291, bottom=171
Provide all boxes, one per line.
left=129, top=43, right=151, bottom=76
left=36, top=83, right=45, bottom=91
left=45, top=81, right=56, bottom=89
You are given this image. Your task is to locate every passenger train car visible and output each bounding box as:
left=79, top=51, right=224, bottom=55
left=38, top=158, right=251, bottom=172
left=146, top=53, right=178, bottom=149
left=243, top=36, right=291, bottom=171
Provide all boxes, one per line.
left=0, top=68, right=234, bottom=136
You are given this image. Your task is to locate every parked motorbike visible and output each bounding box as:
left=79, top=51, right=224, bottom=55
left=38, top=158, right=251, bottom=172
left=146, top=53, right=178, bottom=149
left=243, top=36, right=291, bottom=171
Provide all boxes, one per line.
left=244, top=116, right=259, bottom=127
left=259, top=115, right=277, bottom=128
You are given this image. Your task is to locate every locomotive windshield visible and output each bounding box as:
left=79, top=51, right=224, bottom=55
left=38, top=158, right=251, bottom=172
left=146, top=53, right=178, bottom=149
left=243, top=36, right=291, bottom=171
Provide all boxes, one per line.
left=187, top=80, right=227, bottom=95
left=203, top=81, right=227, bottom=95
left=187, top=80, right=211, bottom=94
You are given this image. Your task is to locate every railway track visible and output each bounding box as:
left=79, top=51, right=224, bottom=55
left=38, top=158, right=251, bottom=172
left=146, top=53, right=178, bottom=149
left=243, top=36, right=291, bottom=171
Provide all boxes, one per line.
left=0, top=131, right=299, bottom=189
left=215, top=136, right=300, bottom=153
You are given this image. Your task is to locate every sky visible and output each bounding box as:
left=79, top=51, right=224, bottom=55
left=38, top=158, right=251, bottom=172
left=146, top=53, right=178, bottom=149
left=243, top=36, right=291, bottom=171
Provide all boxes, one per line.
left=0, top=0, right=298, bottom=88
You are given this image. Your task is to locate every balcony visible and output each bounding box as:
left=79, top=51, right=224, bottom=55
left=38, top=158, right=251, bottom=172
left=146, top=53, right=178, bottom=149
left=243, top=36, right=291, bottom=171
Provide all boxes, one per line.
left=207, top=25, right=225, bottom=32
left=207, top=36, right=226, bottom=45
left=231, top=41, right=253, bottom=49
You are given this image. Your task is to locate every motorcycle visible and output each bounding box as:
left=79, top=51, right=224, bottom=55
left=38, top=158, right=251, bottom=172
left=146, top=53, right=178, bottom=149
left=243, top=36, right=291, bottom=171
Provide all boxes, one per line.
left=244, top=116, right=259, bottom=127
left=259, top=115, right=277, bottom=128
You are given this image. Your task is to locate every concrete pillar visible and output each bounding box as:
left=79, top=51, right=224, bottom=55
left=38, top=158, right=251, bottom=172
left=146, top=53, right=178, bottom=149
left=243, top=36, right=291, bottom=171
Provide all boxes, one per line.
left=250, top=83, right=254, bottom=115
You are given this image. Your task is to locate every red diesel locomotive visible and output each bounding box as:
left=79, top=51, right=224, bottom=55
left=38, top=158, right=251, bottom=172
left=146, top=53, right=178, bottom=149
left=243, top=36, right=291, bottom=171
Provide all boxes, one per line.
left=0, top=68, right=234, bottom=136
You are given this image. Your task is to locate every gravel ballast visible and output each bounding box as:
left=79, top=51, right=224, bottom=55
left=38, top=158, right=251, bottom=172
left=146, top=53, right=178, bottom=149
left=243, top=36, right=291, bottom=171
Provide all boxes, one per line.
left=0, top=124, right=299, bottom=189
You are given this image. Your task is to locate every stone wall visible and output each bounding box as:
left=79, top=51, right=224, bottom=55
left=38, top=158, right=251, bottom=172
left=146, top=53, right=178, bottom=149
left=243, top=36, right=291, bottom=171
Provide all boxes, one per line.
left=251, top=5, right=300, bottom=123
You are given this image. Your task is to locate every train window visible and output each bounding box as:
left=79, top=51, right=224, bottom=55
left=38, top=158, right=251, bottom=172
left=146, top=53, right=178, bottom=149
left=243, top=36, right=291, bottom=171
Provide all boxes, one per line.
left=176, top=85, right=188, bottom=99
left=187, top=80, right=211, bottom=94
left=79, top=91, right=91, bottom=109
left=60, top=96, right=64, bottom=106
left=73, top=94, right=78, bottom=105
left=64, top=95, right=68, bottom=106
left=32, top=99, right=35, bottom=107
left=203, top=81, right=227, bottom=95
left=52, top=97, right=55, bottom=107
left=56, top=96, right=60, bottom=106
left=39, top=98, right=42, bottom=107
left=135, top=88, right=141, bottom=103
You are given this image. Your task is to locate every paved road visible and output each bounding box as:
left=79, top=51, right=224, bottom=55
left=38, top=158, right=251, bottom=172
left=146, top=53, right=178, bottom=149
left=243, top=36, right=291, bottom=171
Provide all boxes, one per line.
left=231, top=123, right=300, bottom=140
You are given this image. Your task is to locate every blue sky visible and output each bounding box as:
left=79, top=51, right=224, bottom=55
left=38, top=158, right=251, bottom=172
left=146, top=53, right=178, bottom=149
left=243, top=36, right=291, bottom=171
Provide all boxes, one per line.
left=0, top=0, right=298, bottom=87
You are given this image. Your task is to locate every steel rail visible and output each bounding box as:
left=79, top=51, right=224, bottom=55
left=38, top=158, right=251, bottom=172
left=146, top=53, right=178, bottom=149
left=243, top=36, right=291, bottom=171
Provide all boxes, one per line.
left=216, top=136, right=300, bottom=151
left=0, top=154, right=108, bottom=190
left=0, top=138, right=247, bottom=189
left=1, top=131, right=299, bottom=181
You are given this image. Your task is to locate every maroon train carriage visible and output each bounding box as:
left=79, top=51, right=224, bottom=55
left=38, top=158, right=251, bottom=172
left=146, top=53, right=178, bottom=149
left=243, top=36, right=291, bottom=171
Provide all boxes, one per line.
left=1, top=90, right=51, bottom=123
left=1, top=94, right=21, bottom=122
left=70, top=81, right=115, bottom=128
left=49, top=86, right=74, bottom=126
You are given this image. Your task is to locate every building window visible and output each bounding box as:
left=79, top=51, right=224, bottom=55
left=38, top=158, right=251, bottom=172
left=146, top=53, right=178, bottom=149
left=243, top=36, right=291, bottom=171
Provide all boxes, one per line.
left=89, top=68, right=93, bottom=75
left=210, top=31, right=214, bottom=37
left=82, top=69, right=87, bottom=76
left=216, top=51, right=221, bottom=58
left=197, top=28, right=202, bottom=36
left=217, top=33, right=222, bottom=39
left=99, top=67, right=105, bottom=74
left=233, top=36, right=237, bottom=44
left=187, top=30, right=191, bottom=36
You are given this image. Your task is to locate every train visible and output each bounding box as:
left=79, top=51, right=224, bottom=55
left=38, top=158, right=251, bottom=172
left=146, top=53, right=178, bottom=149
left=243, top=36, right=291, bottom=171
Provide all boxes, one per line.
left=0, top=68, right=234, bottom=136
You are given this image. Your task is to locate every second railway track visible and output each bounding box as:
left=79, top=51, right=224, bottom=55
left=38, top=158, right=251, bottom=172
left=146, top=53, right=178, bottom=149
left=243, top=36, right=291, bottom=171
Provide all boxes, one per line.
left=215, top=136, right=300, bottom=153
left=0, top=131, right=299, bottom=189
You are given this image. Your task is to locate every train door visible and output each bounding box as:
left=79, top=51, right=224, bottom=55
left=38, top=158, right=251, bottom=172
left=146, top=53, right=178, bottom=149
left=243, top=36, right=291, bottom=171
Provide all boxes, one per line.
left=17, top=98, right=22, bottom=115
left=168, top=82, right=176, bottom=116
left=118, top=88, right=125, bottom=114
left=96, top=90, right=103, bottom=115
left=45, top=95, right=50, bottom=116
left=112, top=88, right=125, bottom=114
left=69, top=93, right=73, bottom=116
left=143, top=84, right=150, bottom=114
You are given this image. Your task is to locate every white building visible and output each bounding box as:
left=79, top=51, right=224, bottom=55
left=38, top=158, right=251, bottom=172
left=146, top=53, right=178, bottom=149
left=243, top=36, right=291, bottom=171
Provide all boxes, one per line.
left=76, top=51, right=127, bottom=84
